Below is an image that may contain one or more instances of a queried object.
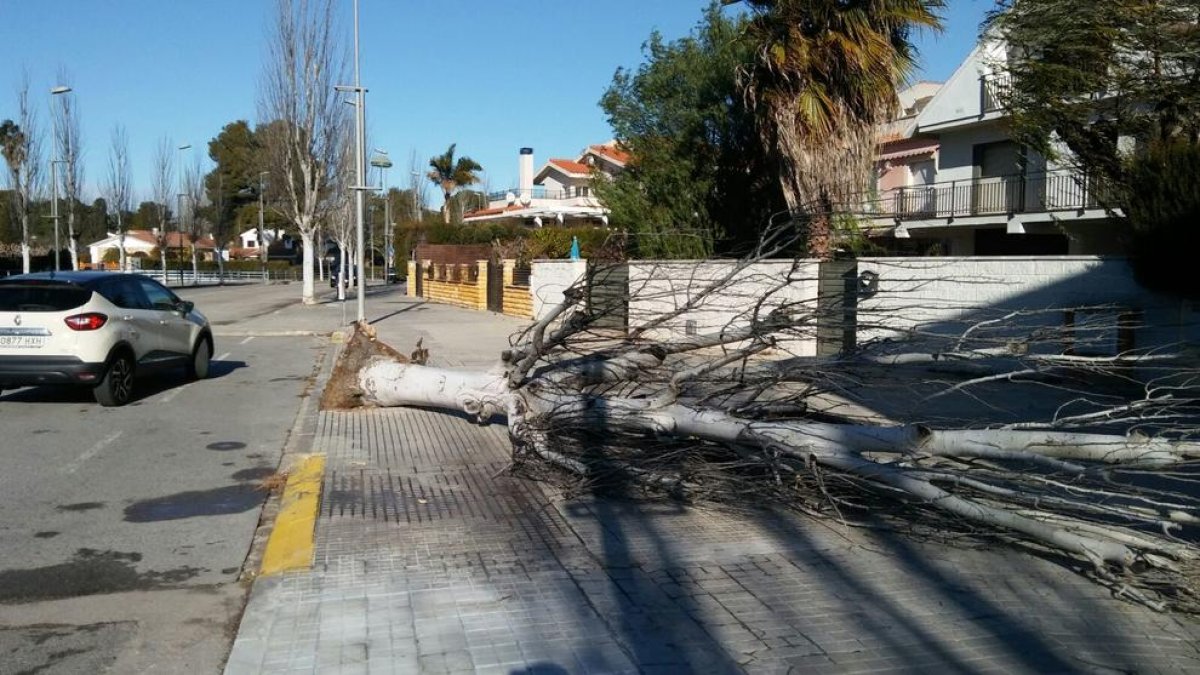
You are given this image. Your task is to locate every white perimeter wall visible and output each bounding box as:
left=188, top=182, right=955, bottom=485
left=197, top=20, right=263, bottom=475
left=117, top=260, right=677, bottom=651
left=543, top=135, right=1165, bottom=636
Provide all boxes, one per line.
left=628, top=260, right=822, bottom=358
left=530, top=259, right=588, bottom=321
left=531, top=256, right=1197, bottom=356
left=856, top=256, right=1196, bottom=351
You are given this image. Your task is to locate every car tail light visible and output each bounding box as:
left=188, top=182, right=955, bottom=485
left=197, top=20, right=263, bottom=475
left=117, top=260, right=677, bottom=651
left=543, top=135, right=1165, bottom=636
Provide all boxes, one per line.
left=64, top=312, right=108, bottom=331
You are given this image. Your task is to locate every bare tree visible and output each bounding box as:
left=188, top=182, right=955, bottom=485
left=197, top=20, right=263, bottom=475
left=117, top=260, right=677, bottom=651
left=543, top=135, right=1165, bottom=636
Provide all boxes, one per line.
left=331, top=217, right=1200, bottom=614
left=327, top=126, right=356, bottom=300
left=52, top=68, right=84, bottom=270
left=2, top=74, right=44, bottom=273
left=151, top=137, right=175, bottom=281
left=183, top=156, right=207, bottom=283
left=258, top=0, right=348, bottom=304
left=104, top=125, right=132, bottom=271
left=407, top=148, right=426, bottom=219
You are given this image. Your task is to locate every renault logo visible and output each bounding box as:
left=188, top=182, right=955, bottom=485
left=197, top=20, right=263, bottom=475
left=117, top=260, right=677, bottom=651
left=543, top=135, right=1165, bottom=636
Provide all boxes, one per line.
left=13, top=315, right=20, bottom=326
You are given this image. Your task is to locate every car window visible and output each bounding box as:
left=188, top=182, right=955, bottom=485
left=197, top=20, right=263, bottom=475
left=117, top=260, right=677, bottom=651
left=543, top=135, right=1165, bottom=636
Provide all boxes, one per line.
left=138, top=278, right=179, bottom=311
left=98, top=278, right=150, bottom=310
left=0, top=282, right=92, bottom=312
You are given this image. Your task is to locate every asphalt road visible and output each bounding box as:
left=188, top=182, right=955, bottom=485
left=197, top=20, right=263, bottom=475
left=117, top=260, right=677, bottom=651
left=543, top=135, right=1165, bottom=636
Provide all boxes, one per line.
left=0, top=281, right=338, bottom=674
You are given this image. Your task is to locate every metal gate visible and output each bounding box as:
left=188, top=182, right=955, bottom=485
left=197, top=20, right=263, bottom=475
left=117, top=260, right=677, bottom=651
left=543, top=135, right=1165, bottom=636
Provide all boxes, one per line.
left=587, top=262, right=629, bottom=331
left=486, top=259, right=504, bottom=313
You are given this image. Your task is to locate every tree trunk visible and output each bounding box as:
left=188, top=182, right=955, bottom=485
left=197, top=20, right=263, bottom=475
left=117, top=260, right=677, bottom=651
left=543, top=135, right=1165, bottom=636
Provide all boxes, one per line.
left=342, top=337, right=1200, bottom=614
left=299, top=230, right=316, bottom=304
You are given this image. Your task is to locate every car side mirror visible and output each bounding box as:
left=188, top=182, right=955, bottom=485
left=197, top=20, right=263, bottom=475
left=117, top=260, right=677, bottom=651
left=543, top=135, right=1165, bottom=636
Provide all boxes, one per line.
left=176, top=300, right=195, bottom=315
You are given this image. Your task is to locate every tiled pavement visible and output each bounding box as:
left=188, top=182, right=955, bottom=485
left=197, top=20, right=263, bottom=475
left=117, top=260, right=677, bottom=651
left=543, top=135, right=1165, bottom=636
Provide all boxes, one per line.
left=222, top=292, right=1200, bottom=674
left=226, top=404, right=1200, bottom=674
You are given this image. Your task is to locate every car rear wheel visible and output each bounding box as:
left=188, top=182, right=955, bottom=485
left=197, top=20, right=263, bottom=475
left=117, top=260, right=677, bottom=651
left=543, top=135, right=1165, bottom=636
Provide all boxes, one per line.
left=187, top=337, right=212, bottom=380
left=94, top=353, right=134, bottom=407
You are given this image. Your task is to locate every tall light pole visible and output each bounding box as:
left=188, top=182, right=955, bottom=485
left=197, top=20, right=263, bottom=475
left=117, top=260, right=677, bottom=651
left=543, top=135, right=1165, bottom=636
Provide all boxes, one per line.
left=335, top=0, right=368, bottom=323
left=258, top=171, right=269, bottom=283
left=177, top=144, right=191, bottom=285
left=49, top=86, right=72, bottom=271
left=370, top=149, right=392, bottom=283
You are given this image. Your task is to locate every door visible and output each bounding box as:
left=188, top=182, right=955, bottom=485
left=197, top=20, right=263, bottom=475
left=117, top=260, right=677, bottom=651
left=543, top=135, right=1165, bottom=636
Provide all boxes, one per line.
left=96, top=277, right=161, bottom=360
left=972, top=141, right=1022, bottom=214
left=137, top=277, right=193, bottom=357
left=486, top=259, right=504, bottom=313
left=587, top=262, right=629, bottom=331
left=908, top=160, right=937, bottom=216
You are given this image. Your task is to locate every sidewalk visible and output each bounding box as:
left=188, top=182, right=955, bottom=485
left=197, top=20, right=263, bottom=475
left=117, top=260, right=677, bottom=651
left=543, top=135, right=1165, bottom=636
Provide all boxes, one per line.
left=225, top=292, right=1200, bottom=674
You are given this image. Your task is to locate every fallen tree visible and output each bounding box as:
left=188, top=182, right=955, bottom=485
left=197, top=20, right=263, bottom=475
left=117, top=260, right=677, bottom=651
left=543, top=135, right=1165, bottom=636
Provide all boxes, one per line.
left=330, top=225, right=1200, bottom=613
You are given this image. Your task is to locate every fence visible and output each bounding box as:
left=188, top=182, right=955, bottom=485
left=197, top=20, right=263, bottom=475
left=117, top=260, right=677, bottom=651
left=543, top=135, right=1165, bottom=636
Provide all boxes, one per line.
left=527, top=256, right=1197, bottom=357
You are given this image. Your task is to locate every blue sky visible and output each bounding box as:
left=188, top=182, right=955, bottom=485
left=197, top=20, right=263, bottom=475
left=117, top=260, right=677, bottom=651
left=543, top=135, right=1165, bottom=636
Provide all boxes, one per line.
left=0, top=0, right=994, bottom=205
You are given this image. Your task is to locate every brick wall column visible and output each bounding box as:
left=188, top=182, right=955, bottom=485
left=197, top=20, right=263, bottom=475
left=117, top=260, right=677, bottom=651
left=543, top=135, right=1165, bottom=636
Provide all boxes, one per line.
left=502, top=259, right=516, bottom=287
left=476, top=260, right=490, bottom=311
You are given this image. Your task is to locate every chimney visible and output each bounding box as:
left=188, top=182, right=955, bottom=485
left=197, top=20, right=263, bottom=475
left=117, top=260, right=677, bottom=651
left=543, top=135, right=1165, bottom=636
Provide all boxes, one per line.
left=519, top=147, right=534, bottom=202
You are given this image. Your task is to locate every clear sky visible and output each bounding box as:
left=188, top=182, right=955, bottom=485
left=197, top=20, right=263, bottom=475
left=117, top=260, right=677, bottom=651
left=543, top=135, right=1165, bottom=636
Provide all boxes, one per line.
left=0, top=0, right=995, bottom=206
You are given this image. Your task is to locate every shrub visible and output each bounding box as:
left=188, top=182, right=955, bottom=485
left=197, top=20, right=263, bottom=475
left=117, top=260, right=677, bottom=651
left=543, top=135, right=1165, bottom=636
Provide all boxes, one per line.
left=1124, top=141, right=1200, bottom=299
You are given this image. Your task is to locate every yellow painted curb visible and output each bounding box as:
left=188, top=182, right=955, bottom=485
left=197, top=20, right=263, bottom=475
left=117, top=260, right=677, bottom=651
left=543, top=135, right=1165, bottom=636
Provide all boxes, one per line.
left=260, top=454, right=325, bottom=576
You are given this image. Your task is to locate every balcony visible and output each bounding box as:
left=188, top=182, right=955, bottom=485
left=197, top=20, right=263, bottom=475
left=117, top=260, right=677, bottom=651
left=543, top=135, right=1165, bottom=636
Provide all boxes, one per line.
left=857, top=169, right=1116, bottom=223
left=486, top=186, right=593, bottom=202
left=981, top=73, right=1012, bottom=113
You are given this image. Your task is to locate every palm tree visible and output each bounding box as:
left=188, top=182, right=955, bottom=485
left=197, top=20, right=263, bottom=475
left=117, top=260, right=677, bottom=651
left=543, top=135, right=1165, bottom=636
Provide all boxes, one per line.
left=734, top=0, right=943, bottom=256
left=1, top=120, right=30, bottom=267
left=427, top=143, right=482, bottom=224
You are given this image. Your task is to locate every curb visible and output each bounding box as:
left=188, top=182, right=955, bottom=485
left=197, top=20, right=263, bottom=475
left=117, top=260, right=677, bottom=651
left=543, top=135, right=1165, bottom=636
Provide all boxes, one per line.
left=259, top=454, right=325, bottom=576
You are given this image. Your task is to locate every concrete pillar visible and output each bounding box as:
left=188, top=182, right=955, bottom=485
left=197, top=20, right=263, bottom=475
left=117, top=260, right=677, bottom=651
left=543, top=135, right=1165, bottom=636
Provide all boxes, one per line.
left=502, top=259, right=516, bottom=287
left=476, top=260, right=490, bottom=311
left=406, top=261, right=417, bottom=297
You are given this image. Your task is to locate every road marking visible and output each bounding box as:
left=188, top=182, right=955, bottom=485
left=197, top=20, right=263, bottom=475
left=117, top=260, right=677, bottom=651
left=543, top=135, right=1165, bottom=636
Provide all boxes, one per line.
left=239, top=336, right=255, bottom=344
left=160, top=385, right=187, bottom=404
left=217, top=352, right=231, bottom=361
left=260, top=454, right=325, bottom=576
left=62, top=431, right=122, bottom=474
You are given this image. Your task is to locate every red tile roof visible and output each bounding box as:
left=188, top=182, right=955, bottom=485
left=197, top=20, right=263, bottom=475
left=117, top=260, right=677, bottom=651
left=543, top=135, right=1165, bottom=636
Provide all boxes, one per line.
left=548, top=158, right=590, bottom=175
left=588, top=143, right=630, bottom=164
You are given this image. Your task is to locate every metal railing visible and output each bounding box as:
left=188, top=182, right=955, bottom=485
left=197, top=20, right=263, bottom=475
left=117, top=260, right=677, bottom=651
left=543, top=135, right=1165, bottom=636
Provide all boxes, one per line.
left=981, top=73, right=1012, bottom=113
left=485, top=186, right=592, bottom=202
left=134, top=268, right=303, bottom=287
left=856, top=168, right=1114, bottom=222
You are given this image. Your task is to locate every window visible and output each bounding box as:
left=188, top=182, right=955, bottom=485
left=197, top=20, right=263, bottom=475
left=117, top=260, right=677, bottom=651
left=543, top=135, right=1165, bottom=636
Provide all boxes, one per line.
left=138, top=278, right=179, bottom=311
left=98, top=278, right=150, bottom=310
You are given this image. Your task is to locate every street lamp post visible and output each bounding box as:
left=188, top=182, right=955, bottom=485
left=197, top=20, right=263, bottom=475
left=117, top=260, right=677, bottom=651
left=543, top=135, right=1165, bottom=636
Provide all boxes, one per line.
left=335, top=0, right=369, bottom=323
left=49, top=86, right=72, bottom=271
left=177, top=144, right=191, bottom=285
left=258, top=171, right=269, bottom=283
left=370, top=149, right=393, bottom=283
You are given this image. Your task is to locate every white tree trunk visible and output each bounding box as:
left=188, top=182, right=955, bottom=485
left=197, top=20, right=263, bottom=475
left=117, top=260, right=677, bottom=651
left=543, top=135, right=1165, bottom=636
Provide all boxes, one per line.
left=20, top=242, right=31, bottom=274
left=118, top=233, right=127, bottom=272
left=300, top=230, right=316, bottom=304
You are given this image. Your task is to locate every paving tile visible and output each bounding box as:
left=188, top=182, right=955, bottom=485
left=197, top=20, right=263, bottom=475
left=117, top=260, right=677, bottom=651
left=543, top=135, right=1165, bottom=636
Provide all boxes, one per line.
left=226, top=396, right=1200, bottom=675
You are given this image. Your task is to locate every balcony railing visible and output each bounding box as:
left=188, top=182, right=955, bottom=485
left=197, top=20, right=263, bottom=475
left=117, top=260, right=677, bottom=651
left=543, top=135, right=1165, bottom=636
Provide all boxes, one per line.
left=486, top=186, right=593, bottom=202
left=856, top=169, right=1115, bottom=222
left=981, top=73, right=1012, bottom=113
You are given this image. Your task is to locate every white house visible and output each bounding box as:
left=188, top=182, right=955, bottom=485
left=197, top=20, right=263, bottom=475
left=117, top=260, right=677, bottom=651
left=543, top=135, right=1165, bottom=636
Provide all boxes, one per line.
left=861, top=37, right=1122, bottom=256
left=463, top=143, right=628, bottom=227
left=237, top=227, right=285, bottom=250
left=87, top=229, right=218, bottom=267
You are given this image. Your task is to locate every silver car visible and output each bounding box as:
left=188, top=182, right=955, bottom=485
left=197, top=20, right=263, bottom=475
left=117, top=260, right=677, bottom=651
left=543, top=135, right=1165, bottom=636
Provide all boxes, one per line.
left=0, top=271, right=214, bottom=406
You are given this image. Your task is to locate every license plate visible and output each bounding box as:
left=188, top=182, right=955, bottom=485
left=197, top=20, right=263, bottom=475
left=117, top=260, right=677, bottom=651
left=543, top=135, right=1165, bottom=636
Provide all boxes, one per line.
left=0, top=335, right=46, bottom=348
